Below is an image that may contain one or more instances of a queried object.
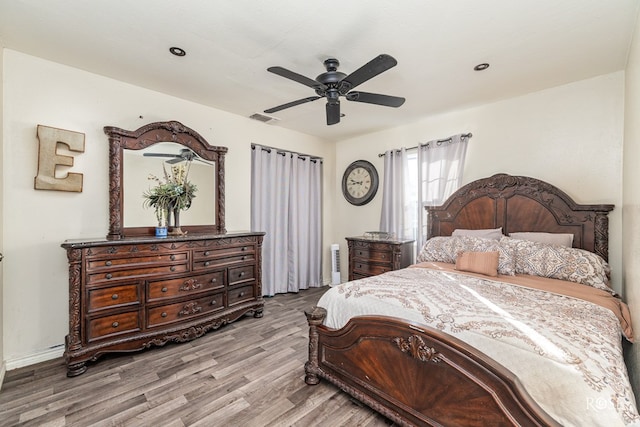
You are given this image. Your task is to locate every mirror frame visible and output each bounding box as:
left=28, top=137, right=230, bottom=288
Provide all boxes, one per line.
left=104, top=120, right=227, bottom=239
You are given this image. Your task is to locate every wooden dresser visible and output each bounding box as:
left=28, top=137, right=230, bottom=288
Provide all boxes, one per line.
left=346, top=236, right=414, bottom=281
left=61, top=231, right=264, bottom=377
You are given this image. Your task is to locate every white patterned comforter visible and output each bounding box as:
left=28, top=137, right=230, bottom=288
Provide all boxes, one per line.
left=318, top=266, right=640, bottom=427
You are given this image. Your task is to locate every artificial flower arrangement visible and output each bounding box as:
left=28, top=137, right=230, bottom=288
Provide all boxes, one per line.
left=143, top=162, right=197, bottom=232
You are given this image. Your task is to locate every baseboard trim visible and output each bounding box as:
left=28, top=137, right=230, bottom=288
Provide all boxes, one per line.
left=0, top=361, right=6, bottom=391
left=5, top=345, right=65, bottom=371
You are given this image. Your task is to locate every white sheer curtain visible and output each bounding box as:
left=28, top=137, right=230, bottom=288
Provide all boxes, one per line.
left=379, top=148, right=411, bottom=239
left=251, top=144, right=323, bottom=296
left=416, top=133, right=469, bottom=251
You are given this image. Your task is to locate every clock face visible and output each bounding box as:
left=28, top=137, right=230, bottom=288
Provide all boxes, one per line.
left=342, top=160, right=379, bottom=206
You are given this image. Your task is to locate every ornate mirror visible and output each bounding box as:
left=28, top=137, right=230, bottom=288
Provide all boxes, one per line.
left=104, top=121, right=227, bottom=239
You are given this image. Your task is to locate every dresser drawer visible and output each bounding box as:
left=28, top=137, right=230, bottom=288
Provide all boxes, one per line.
left=87, top=311, right=141, bottom=342
left=228, top=265, right=256, bottom=286
left=88, top=284, right=141, bottom=312
left=228, top=284, right=256, bottom=306
left=193, top=244, right=255, bottom=261
left=147, top=271, right=225, bottom=302
left=353, top=261, right=391, bottom=276
left=147, top=293, right=225, bottom=328
left=87, top=263, right=189, bottom=285
left=87, top=252, right=188, bottom=271
left=193, top=253, right=255, bottom=271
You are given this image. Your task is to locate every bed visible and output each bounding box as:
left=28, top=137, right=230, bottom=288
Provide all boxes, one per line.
left=305, top=173, right=639, bottom=426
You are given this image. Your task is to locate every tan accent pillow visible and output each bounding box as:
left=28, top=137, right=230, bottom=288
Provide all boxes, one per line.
left=455, top=251, right=500, bottom=277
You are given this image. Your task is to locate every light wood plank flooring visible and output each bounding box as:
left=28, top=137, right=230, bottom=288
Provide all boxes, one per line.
left=0, top=286, right=394, bottom=427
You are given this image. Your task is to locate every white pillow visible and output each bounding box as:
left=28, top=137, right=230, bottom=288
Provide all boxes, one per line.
left=452, top=227, right=503, bottom=240
left=509, top=232, right=573, bottom=247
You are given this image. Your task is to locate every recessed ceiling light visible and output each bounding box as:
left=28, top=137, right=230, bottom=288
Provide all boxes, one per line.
left=169, top=47, right=186, bottom=57
left=474, top=63, right=490, bottom=71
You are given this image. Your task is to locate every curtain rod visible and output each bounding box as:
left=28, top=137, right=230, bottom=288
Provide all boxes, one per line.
left=378, top=132, right=473, bottom=157
left=251, top=144, right=323, bottom=163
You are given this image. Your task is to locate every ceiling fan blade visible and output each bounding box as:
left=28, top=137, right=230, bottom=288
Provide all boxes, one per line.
left=264, top=96, right=321, bottom=113
left=193, top=157, right=214, bottom=166
left=346, top=91, right=405, bottom=107
left=143, top=153, right=180, bottom=158
left=340, top=54, right=398, bottom=92
left=167, top=158, right=184, bottom=164
left=267, top=66, right=327, bottom=90
left=326, top=101, right=341, bottom=125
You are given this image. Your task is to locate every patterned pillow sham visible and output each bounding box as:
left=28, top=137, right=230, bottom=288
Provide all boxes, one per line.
left=417, top=236, right=516, bottom=275
left=508, top=231, right=574, bottom=248
left=501, top=236, right=614, bottom=294
left=452, top=227, right=503, bottom=240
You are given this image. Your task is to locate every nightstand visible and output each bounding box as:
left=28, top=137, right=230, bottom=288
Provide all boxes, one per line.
left=346, top=236, right=415, bottom=281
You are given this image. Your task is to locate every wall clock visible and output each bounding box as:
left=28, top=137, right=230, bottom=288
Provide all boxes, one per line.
left=342, top=160, right=379, bottom=206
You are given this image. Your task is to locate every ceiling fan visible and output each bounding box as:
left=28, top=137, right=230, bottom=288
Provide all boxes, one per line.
left=264, top=54, right=405, bottom=125
left=143, top=148, right=212, bottom=165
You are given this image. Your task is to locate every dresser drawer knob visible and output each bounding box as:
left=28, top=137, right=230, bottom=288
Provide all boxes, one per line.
left=170, top=254, right=176, bottom=261
left=161, top=312, right=167, bottom=318
left=242, top=255, right=247, bottom=260
left=105, top=261, right=112, bottom=266
left=239, top=271, right=245, bottom=277
left=105, top=273, right=112, bottom=279
left=204, top=251, right=210, bottom=256
left=241, top=246, right=247, bottom=251
left=170, top=266, right=176, bottom=272
left=381, top=255, right=386, bottom=259
left=111, top=322, right=119, bottom=328
left=211, top=278, right=217, bottom=283
left=204, top=261, right=210, bottom=267
left=161, top=287, right=168, bottom=293
left=239, top=292, right=245, bottom=297
left=211, top=300, right=217, bottom=305
left=111, top=294, right=118, bottom=300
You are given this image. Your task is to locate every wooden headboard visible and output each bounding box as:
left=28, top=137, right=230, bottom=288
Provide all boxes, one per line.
left=426, top=174, right=614, bottom=261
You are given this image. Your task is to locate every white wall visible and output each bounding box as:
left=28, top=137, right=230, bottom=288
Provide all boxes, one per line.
left=1, top=49, right=336, bottom=366
left=0, top=41, right=5, bottom=386
left=623, top=8, right=640, bottom=403
left=335, top=73, right=625, bottom=292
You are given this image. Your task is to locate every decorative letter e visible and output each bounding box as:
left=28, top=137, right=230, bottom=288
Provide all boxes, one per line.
left=34, top=125, right=85, bottom=192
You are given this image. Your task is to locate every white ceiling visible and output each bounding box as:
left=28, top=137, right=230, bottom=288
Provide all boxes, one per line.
left=0, top=0, right=638, bottom=141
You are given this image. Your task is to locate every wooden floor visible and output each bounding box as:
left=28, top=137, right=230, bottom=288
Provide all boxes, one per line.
left=0, top=286, right=394, bottom=427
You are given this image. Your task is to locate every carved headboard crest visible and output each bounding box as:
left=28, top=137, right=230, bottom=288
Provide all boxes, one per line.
left=426, top=174, right=614, bottom=260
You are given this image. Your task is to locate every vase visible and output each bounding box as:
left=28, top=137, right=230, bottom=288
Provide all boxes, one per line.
left=170, top=207, right=185, bottom=235
left=155, top=226, right=168, bottom=238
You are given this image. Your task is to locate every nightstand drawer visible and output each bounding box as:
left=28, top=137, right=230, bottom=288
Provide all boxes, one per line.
left=356, top=249, right=392, bottom=264
left=346, top=236, right=415, bottom=281
left=353, top=261, right=391, bottom=276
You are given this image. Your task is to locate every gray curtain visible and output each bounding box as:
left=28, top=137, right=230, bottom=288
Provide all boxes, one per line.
left=251, top=144, right=323, bottom=296
left=379, top=147, right=409, bottom=239
left=416, top=133, right=469, bottom=251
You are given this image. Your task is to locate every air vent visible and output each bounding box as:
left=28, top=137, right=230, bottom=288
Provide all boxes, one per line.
left=249, top=113, right=280, bottom=124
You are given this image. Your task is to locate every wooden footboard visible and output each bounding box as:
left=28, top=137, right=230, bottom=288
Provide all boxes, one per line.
left=305, top=307, right=561, bottom=427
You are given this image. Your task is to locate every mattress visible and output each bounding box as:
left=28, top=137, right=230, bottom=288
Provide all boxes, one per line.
left=318, top=263, right=640, bottom=427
